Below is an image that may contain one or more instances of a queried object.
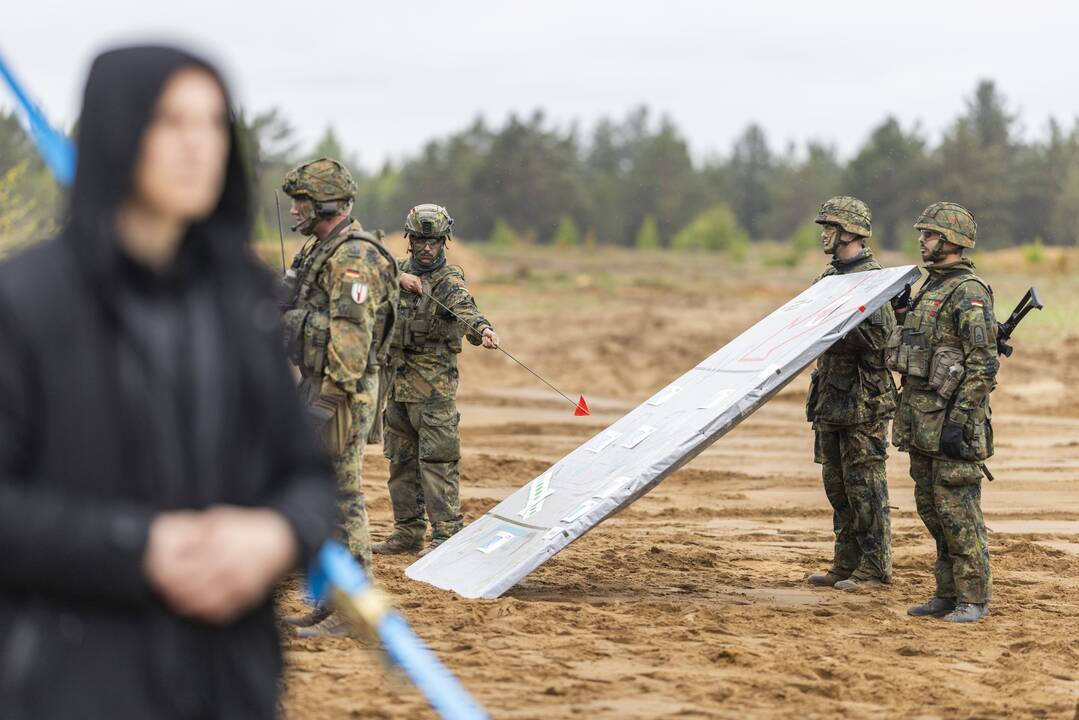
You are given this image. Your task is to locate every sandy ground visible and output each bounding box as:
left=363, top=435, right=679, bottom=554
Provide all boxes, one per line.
left=280, top=246, right=1079, bottom=719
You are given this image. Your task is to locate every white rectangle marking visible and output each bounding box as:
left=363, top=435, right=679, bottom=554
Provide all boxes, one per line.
left=756, top=363, right=781, bottom=382
left=586, top=430, right=622, bottom=453
left=621, top=425, right=657, bottom=449
left=646, top=386, right=682, bottom=406
left=561, top=499, right=598, bottom=524
left=699, top=388, right=734, bottom=410
left=477, top=531, right=515, bottom=554
left=596, top=476, right=634, bottom=499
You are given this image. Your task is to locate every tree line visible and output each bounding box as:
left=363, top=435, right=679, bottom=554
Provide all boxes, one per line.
left=4, top=79, right=1079, bottom=255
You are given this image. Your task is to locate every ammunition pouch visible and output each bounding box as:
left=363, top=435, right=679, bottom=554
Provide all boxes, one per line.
left=308, top=381, right=351, bottom=457
left=301, top=310, right=331, bottom=378
left=928, top=346, right=965, bottom=400
left=894, top=327, right=930, bottom=378
left=398, top=313, right=462, bottom=354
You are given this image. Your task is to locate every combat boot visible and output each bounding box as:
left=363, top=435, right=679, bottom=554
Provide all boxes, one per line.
left=941, top=602, right=989, bottom=623
left=417, top=536, right=448, bottom=559
left=372, top=532, right=423, bottom=555
left=834, top=570, right=886, bottom=591
left=907, top=597, right=957, bottom=617
left=295, top=613, right=351, bottom=639
left=283, top=603, right=331, bottom=628
left=806, top=569, right=850, bottom=587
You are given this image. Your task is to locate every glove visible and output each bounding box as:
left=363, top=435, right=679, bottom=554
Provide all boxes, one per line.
left=890, top=283, right=912, bottom=312
left=940, top=419, right=965, bottom=460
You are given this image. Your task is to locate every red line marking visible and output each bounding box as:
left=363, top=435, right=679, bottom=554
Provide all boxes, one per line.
left=738, top=275, right=876, bottom=363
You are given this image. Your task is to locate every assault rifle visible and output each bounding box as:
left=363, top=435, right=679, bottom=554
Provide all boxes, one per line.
left=997, top=287, right=1043, bottom=357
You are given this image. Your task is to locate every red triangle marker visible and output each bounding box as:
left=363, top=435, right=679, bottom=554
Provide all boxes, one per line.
left=574, top=395, right=590, bottom=417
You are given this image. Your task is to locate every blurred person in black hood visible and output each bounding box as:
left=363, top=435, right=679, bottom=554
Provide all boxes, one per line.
left=0, top=45, right=338, bottom=718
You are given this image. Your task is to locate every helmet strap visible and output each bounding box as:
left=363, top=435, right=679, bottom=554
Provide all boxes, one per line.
left=824, top=225, right=861, bottom=255
left=821, top=224, right=837, bottom=255
left=926, top=234, right=950, bottom=263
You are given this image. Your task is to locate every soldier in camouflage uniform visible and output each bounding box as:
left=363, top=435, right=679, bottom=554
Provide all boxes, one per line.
left=891, top=202, right=997, bottom=623
left=805, top=196, right=898, bottom=590
left=372, top=204, right=500, bottom=558
left=278, top=158, right=398, bottom=636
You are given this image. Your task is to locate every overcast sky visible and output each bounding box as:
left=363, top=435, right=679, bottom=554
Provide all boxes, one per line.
left=3, top=1, right=1078, bottom=170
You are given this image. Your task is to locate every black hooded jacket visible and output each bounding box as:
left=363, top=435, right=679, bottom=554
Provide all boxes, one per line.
left=0, top=47, right=337, bottom=718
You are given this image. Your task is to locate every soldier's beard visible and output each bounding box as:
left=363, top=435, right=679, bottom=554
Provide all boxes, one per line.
left=411, top=247, right=447, bottom=274
left=922, top=239, right=949, bottom=264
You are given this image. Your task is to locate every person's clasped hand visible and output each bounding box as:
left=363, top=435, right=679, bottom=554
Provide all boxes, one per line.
left=144, top=506, right=298, bottom=624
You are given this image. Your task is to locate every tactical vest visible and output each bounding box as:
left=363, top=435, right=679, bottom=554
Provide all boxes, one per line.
left=390, top=263, right=465, bottom=360
left=888, top=269, right=994, bottom=461
left=284, top=226, right=398, bottom=381
left=887, top=270, right=990, bottom=388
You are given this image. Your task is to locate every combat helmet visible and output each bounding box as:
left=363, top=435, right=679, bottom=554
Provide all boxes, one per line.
left=914, top=202, right=977, bottom=248
left=281, top=157, right=356, bottom=203
left=815, top=196, right=872, bottom=239
left=404, top=204, right=454, bottom=240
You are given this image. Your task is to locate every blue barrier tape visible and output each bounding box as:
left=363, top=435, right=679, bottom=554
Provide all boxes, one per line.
left=311, top=542, right=489, bottom=720
left=0, top=53, right=76, bottom=186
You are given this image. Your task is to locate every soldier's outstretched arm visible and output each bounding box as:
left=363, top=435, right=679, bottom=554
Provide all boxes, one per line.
left=438, top=267, right=492, bottom=346
left=950, top=283, right=1000, bottom=417
left=324, top=247, right=381, bottom=389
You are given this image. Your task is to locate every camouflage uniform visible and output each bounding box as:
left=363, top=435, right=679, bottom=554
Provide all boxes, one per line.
left=381, top=205, right=492, bottom=551
left=280, top=159, right=398, bottom=568
left=806, top=197, right=897, bottom=586
left=890, top=203, right=996, bottom=612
